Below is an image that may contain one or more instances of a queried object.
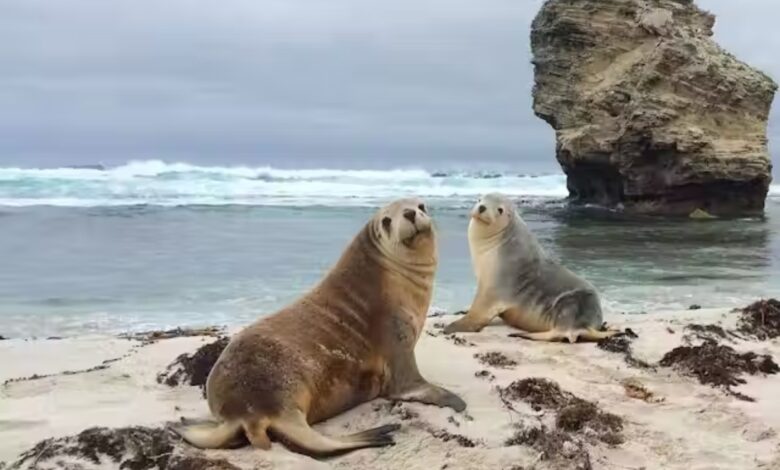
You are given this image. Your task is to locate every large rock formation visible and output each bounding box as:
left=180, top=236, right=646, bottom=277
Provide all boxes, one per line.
left=532, top=0, right=777, bottom=216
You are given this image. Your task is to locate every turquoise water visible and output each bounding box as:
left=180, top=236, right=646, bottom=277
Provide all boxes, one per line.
left=0, top=162, right=779, bottom=337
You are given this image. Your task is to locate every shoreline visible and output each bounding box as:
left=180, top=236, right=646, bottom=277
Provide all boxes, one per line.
left=2, top=304, right=780, bottom=469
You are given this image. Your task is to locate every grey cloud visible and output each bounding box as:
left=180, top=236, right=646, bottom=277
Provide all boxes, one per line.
left=0, top=0, right=775, bottom=173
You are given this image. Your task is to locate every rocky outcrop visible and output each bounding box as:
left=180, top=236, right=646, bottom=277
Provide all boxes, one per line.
left=532, top=0, right=777, bottom=216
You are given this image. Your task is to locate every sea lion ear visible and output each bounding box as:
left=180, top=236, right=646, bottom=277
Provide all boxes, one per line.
left=382, top=216, right=392, bottom=233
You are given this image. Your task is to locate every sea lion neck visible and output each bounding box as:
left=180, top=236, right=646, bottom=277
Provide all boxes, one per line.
left=469, top=219, right=511, bottom=256
left=504, top=214, right=546, bottom=263
left=359, top=223, right=436, bottom=293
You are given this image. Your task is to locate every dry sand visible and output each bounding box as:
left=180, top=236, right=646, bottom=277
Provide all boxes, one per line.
left=2, top=308, right=780, bottom=469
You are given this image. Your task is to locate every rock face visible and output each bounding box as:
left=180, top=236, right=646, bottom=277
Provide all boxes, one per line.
left=531, top=0, right=777, bottom=216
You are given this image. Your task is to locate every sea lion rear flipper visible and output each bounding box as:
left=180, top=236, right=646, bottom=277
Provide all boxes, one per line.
left=270, top=410, right=398, bottom=457
left=579, top=327, right=621, bottom=341
left=170, top=419, right=245, bottom=449
left=390, top=383, right=467, bottom=412
left=509, top=330, right=568, bottom=342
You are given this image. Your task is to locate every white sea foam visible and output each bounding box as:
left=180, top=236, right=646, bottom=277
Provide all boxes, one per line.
left=0, top=160, right=569, bottom=207
left=2, top=160, right=777, bottom=207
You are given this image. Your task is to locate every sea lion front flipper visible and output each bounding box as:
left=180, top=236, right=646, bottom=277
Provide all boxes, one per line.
left=383, top=333, right=467, bottom=412
left=443, top=316, right=486, bottom=333
left=443, top=286, right=499, bottom=334
left=391, top=382, right=467, bottom=412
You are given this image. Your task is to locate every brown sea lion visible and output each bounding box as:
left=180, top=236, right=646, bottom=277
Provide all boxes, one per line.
left=174, top=198, right=465, bottom=456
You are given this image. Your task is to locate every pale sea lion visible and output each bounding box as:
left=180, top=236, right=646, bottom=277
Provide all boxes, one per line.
left=175, top=198, right=465, bottom=456
left=443, top=193, right=620, bottom=342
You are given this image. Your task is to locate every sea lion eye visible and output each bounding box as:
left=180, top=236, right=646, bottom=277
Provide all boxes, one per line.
left=498, top=207, right=504, bottom=215
left=418, top=203, right=426, bottom=213
left=382, top=216, right=392, bottom=233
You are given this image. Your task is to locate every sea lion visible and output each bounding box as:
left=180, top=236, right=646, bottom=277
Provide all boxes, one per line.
left=443, top=193, right=619, bottom=342
left=174, top=198, right=466, bottom=457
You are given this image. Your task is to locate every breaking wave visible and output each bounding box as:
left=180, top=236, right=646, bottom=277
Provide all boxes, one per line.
left=0, top=160, right=569, bottom=207
left=2, top=160, right=777, bottom=207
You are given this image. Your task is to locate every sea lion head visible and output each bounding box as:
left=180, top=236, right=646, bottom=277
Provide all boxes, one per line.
left=469, top=192, right=514, bottom=237
left=373, top=197, right=436, bottom=263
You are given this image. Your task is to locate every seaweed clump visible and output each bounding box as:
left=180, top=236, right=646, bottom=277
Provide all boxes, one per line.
left=121, top=326, right=223, bottom=343
left=474, top=351, right=517, bottom=368
left=9, top=427, right=173, bottom=470
left=429, top=429, right=479, bottom=448
left=659, top=339, right=779, bottom=401
left=499, top=378, right=570, bottom=411
left=474, top=370, right=496, bottom=381
left=157, top=337, right=229, bottom=396
left=683, top=324, right=732, bottom=343
left=8, top=426, right=244, bottom=470
left=372, top=401, right=420, bottom=421
left=504, top=425, right=592, bottom=470
left=499, top=378, right=623, bottom=445
left=737, top=299, right=780, bottom=340
left=596, top=330, right=651, bottom=369
left=167, top=456, right=241, bottom=470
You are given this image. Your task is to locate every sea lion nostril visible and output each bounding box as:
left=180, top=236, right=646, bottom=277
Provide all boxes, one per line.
left=478, top=205, right=487, bottom=214
left=403, top=209, right=416, bottom=223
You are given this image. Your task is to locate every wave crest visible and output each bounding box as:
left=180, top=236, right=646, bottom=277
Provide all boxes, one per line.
left=0, top=160, right=569, bottom=207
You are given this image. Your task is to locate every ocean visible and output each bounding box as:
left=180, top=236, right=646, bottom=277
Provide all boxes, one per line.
left=1, top=160, right=779, bottom=338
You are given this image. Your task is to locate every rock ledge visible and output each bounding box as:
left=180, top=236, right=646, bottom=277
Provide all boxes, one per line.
left=532, top=0, right=777, bottom=216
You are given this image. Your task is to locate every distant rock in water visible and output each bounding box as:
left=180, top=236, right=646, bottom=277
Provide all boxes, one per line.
left=531, top=0, right=777, bottom=216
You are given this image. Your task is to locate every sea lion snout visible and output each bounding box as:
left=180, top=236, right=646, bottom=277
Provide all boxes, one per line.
left=470, top=202, right=492, bottom=225
left=401, top=205, right=433, bottom=246
left=377, top=198, right=434, bottom=251
left=470, top=193, right=511, bottom=228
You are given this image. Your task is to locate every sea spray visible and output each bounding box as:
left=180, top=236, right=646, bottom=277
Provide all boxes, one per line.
left=0, top=160, right=569, bottom=207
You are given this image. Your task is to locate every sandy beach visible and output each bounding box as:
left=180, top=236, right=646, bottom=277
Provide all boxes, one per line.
left=2, top=305, right=780, bottom=470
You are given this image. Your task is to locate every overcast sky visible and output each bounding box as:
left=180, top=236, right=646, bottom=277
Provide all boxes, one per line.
left=0, top=0, right=777, bottom=170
